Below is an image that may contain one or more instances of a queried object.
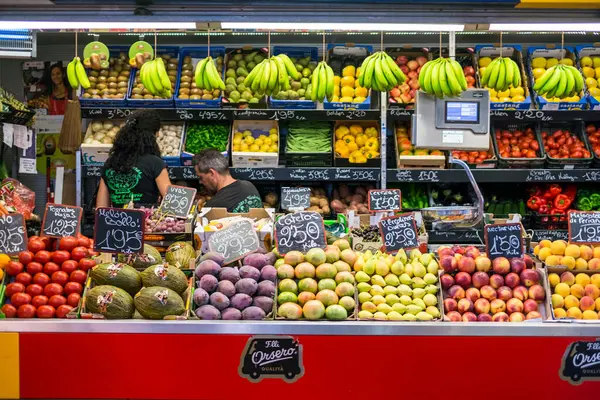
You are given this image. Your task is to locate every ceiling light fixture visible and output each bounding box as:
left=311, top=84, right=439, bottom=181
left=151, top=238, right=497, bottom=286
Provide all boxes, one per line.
left=221, top=22, right=464, bottom=32
left=0, top=21, right=196, bottom=30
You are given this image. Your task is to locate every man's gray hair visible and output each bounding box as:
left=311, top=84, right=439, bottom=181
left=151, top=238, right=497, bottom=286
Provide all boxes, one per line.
left=193, top=148, right=230, bottom=175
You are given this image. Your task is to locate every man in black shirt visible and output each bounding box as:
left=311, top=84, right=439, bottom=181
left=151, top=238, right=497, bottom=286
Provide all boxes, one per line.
left=194, top=149, right=263, bottom=213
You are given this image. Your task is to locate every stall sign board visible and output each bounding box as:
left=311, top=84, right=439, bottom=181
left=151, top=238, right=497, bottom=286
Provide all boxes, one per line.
left=239, top=336, right=304, bottom=383
left=281, top=187, right=311, bottom=211
left=160, top=185, right=197, bottom=218
left=561, top=339, right=600, bottom=385
left=275, top=211, right=327, bottom=254
left=568, top=211, right=600, bottom=245
left=94, top=208, right=145, bottom=254
left=208, top=220, right=259, bottom=264
left=378, top=213, right=419, bottom=253
left=484, top=223, right=523, bottom=260
left=41, top=204, right=82, bottom=238
left=368, top=189, right=402, bottom=212
left=0, top=213, right=27, bottom=255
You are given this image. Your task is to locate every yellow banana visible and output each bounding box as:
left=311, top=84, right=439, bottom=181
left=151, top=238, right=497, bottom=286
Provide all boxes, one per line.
left=277, top=54, right=300, bottom=80
left=74, top=58, right=90, bottom=89
left=373, top=54, right=390, bottom=91
left=325, top=63, right=335, bottom=101
left=141, top=62, right=157, bottom=95
left=362, top=54, right=377, bottom=89
left=195, top=57, right=209, bottom=89
left=569, top=66, right=584, bottom=95
left=311, top=63, right=320, bottom=102
left=155, top=57, right=172, bottom=90
left=67, top=60, right=79, bottom=89
left=510, top=59, right=521, bottom=88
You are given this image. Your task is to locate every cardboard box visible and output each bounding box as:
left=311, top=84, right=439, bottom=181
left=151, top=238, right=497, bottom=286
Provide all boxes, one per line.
left=544, top=266, right=600, bottom=323
left=394, top=121, right=446, bottom=169
left=81, top=119, right=124, bottom=165
left=333, top=120, right=380, bottom=167
left=230, top=120, right=279, bottom=167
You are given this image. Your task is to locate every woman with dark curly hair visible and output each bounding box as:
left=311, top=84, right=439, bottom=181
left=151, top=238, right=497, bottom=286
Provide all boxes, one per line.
left=96, top=110, right=171, bottom=208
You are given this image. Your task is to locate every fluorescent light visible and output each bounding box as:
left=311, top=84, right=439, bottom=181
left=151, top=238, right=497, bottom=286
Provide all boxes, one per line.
left=490, top=23, right=600, bottom=32
left=221, top=22, right=464, bottom=32
left=0, top=21, right=196, bottom=30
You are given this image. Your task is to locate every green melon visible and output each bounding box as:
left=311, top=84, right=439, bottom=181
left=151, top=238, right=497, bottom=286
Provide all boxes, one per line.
left=89, top=263, right=142, bottom=296
left=165, top=241, right=196, bottom=269
left=140, top=264, right=188, bottom=294
left=134, top=286, right=185, bottom=320
left=85, top=285, right=135, bottom=319
left=118, top=244, right=163, bottom=270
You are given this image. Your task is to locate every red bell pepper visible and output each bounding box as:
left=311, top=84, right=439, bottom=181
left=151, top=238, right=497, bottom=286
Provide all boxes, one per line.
left=550, top=208, right=566, bottom=223
left=543, top=184, right=562, bottom=200
left=527, top=185, right=543, bottom=197
left=538, top=204, right=549, bottom=214
left=563, top=185, right=577, bottom=201
left=553, top=194, right=572, bottom=210
left=527, top=196, right=543, bottom=211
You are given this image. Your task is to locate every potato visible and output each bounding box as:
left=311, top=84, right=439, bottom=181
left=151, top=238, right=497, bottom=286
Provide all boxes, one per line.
left=310, top=196, right=320, bottom=207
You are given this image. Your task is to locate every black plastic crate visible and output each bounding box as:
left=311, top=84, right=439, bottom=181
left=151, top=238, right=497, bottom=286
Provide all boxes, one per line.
left=285, top=152, right=333, bottom=167
left=529, top=212, right=568, bottom=230
left=537, top=121, right=593, bottom=169
left=491, top=122, right=546, bottom=168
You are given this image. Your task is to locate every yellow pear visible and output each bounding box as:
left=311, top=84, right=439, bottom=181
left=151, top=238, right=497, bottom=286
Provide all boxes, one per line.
left=391, top=260, right=405, bottom=275
left=363, top=259, right=376, bottom=275
left=581, top=56, right=593, bottom=68
left=353, top=256, right=365, bottom=272
left=375, top=258, right=390, bottom=276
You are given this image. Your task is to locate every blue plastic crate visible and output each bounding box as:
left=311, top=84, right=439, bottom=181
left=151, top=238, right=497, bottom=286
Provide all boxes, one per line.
left=222, top=47, right=269, bottom=108
left=269, top=46, right=318, bottom=110
left=323, top=44, right=373, bottom=110
left=575, top=44, right=600, bottom=110
left=126, top=46, right=179, bottom=108
left=174, top=46, right=226, bottom=109
left=79, top=46, right=132, bottom=108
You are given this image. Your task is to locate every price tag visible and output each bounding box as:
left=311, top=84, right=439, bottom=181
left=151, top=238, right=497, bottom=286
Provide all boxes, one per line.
left=378, top=213, right=419, bottom=253
left=484, top=223, right=523, bottom=260
left=41, top=204, right=82, bottom=238
left=0, top=214, right=27, bottom=255
left=239, top=336, right=304, bottom=383
left=281, top=187, right=311, bottom=211
left=94, top=208, right=145, bottom=254
left=160, top=185, right=197, bottom=218
left=275, top=212, right=326, bottom=254
left=568, top=211, right=600, bottom=245
left=208, top=220, right=259, bottom=264
left=368, top=189, right=401, bottom=212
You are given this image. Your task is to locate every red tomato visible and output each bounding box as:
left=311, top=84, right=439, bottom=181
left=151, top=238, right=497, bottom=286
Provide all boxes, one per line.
left=17, top=304, right=36, bottom=318
left=67, top=293, right=81, bottom=307
left=26, top=262, right=43, bottom=275
left=5, top=261, right=23, bottom=276
left=18, top=251, right=34, bottom=266
left=87, top=250, right=99, bottom=257
left=51, top=250, right=71, bottom=265
left=56, top=304, right=73, bottom=318
left=44, top=283, right=63, bottom=297
left=25, top=284, right=43, bottom=297
left=48, top=295, right=67, bottom=308
left=59, top=236, right=79, bottom=252
left=70, top=269, right=87, bottom=284
left=5, top=282, right=25, bottom=297
left=33, top=272, right=50, bottom=287
left=77, top=236, right=91, bottom=248
left=51, top=271, right=69, bottom=286
left=43, top=262, right=60, bottom=276
left=61, top=260, right=78, bottom=275
left=11, top=292, right=31, bottom=308
left=64, top=282, right=83, bottom=295
left=70, top=247, right=89, bottom=262
left=33, top=250, right=52, bottom=264
left=31, top=295, right=48, bottom=308
left=1, top=304, right=17, bottom=318
left=27, top=239, right=46, bottom=253
left=78, top=258, right=96, bottom=272
left=36, top=305, right=55, bottom=318
left=15, top=272, right=32, bottom=286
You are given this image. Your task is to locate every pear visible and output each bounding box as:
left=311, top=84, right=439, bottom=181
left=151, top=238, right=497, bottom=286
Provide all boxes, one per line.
left=357, top=282, right=371, bottom=293
left=397, top=284, right=412, bottom=297
left=412, top=298, right=426, bottom=310
left=392, top=303, right=407, bottom=314
left=425, top=285, right=439, bottom=295
left=409, top=249, right=422, bottom=260
left=391, top=261, right=405, bottom=276
left=387, top=311, right=403, bottom=321
left=385, top=294, right=400, bottom=306
left=371, top=295, right=385, bottom=306
left=355, top=271, right=371, bottom=283
left=363, top=259, right=376, bottom=275
left=369, top=285, right=384, bottom=297
left=426, top=306, right=440, bottom=318
left=363, top=250, right=373, bottom=260
left=404, top=263, right=414, bottom=278
left=385, top=254, right=395, bottom=267
left=384, top=273, right=400, bottom=287
left=371, top=275, right=386, bottom=287
left=375, top=259, right=390, bottom=276
left=424, top=293, right=438, bottom=307
left=358, top=310, right=373, bottom=320
left=399, top=274, right=412, bottom=286
left=426, top=260, right=439, bottom=275
left=353, top=257, right=366, bottom=272
left=376, top=303, right=392, bottom=314
left=399, top=295, right=412, bottom=306
left=383, top=286, right=397, bottom=296
left=419, top=253, right=433, bottom=266
left=362, top=301, right=377, bottom=313
left=424, top=273, right=438, bottom=285
left=412, top=262, right=426, bottom=278
left=395, top=249, right=408, bottom=264
left=373, top=312, right=388, bottom=320
left=412, top=288, right=425, bottom=299
left=406, top=305, right=422, bottom=315
left=412, top=277, right=426, bottom=288
left=402, top=313, right=417, bottom=321
left=416, top=311, right=434, bottom=321
left=358, top=292, right=372, bottom=304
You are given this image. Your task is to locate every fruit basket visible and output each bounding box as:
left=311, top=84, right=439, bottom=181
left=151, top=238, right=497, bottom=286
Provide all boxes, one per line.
left=284, top=121, right=333, bottom=167
left=537, top=121, right=593, bottom=168
left=323, top=44, right=372, bottom=110
left=221, top=47, right=268, bottom=109
left=394, top=121, right=446, bottom=169
left=270, top=46, right=318, bottom=110
left=174, top=46, right=225, bottom=109
left=575, top=44, right=600, bottom=110
left=333, top=121, right=381, bottom=167
left=230, top=120, right=279, bottom=167
left=474, top=44, right=532, bottom=110
left=527, top=45, right=588, bottom=111
left=386, top=46, right=431, bottom=109
left=545, top=266, right=600, bottom=322
left=491, top=122, right=546, bottom=168
left=127, top=46, right=179, bottom=108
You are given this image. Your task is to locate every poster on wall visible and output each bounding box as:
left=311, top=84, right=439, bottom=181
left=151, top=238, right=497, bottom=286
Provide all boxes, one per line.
left=23, top=60, right=75, bottom=116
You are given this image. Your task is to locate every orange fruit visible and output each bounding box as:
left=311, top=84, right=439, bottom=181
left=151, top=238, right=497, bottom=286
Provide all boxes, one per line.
left=0, top=254, right=9, bottom=269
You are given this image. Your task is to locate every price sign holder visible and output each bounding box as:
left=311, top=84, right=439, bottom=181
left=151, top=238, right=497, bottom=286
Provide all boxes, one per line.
left=94, top=207, right=145, bottom=254
left=160, top=185, right=197, bottom=219
left=208, top=220, right=259, bottom=264
left=281, top=187, right=311, bottom=212
left=275, top=211, right=327, bottom=255
left=484, top=222, right=523, bottom=260
left=568, top=211, right=600, bottom=245
left=0, top=213, right=28, bottom=255
left=378, top=213, right=419, bottom=253
left=367, top=189, right=402, bottom=213
left=41, top=204, right=82, bottom=238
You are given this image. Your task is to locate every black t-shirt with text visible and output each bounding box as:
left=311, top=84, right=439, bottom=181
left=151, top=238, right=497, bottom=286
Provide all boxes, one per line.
left=101, top=154, right=166, bottom=207
left=204, top=180, right=263, bottom=213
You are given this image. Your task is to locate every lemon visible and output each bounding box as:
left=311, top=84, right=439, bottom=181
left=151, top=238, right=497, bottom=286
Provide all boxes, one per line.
left=249, top=144, right=260, bottom=152
left=240, top=143, right=249, bottom=151
left=590, top=87, right=600, bottom=96
left=333, top=76, right=341, bottom=86
left=510, top=86, right=524, bottom=97
left=243, top=130, right=253, bottom=137
left=559, top=58, right=573, bottom=66
left=340, top=96, right=353, bottom=103
left=354, top=96, right=366, bottom=103
left=511, top=95, right=526, bottom=102
left=342, top=65, right=356, bottom=78
left=263, top=138, right=272, bottom=146
left=531, top=57, right=547, bottom=69
left=546, top=58, right=559, bottom=68
left=269, top=133, right=278, bottom=142
left=341, top=76, right=355, bottom=88
left=269, top=128, right=277, bottom=135
left=341, top=86, right=354, bottom=98
left=490, top=96, right=499, bottom=102
left=586, top=77, right=598, bottom=89
left=532, top=68, right=546, bottom=80
left=581, top=56, right=593, bottom=68
left=499, top=97, right=511, bottom=102
left=497, top=89, right=510, bottom=98
left=333, top=86, right=340, bottom=96
left=583, top=66, right=595, bottom=78
left=244, top=136, right=255, bottom=145
left=355, top=66, right=361, bottom=78
left=233, top=137, right=242, bottom=145
left=232, top=144, right=241, bottom=152
left=0, top=254, right=9, bottom=269
left=355, top=87, right=368, bottom=98
left=487, top=88, right=497, bottom=97
left=594, top=57, right=600, bottom=68
left=260, top=144, right=270, bottom=152
left=479, top=57, right=492, bottom=67
left=269, top=144, right=278, bottom=153
left=331, top=95, right=340, bottom=102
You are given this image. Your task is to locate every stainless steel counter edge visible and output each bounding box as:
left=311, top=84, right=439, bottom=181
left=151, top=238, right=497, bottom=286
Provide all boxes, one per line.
left=1, top=320, right=600, bottom=336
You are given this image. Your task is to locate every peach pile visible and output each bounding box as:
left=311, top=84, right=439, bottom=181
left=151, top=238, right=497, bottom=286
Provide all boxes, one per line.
left=534, top=240, right=600, bottom=270
left=548, top=271, right=600, bottom=320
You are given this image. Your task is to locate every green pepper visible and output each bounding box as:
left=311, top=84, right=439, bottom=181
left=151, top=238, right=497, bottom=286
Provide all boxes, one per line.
left=591, top=193, right=600, bottom=208
left=577, top=197, right=594, bottom=211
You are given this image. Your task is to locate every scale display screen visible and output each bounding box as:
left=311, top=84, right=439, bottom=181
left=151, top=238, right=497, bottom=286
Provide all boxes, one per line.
left=445, top=101, right=480, bottom=124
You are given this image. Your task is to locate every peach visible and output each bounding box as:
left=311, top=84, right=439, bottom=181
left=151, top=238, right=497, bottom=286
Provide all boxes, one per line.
left=524, top=254, right=534, bottom=269
left=505, top=272, right=520, bottom=288
left=565, top=244, right=581, bottom=259
left=440, top=274, right=455, bottom=290
left=591, top=273, right=600, bottom=287
left=489, top=274, right=505, bottom=289
left=472, top=272, right=490, bottom=289
left=497, top=286, right=513, bottom=302
left=528, top=284, right=546, bottom=301
left=554, top=308, right=567, bottom=318
left=443, top=298, right=458, bottom=313
left=561, top=256, right=576, bottom=270
left=506, top=298, right=524, bottom=313
left=455, top=272, right=472, bottom=289
left=458, top=257, right=476, bottom=274
left=564, top=295, right=579, bottom=309
left=580, top=296, right=595, bottom=311
left=539, top=239, right=552, bottom=248
left=570, top=284, right=585, bottom=299
left=548, top=273, right=560, bottom=287
left=509, top=312, right=525, bottom=322
left=595, top=298, right=600, bottom=311
left=575, top=273, right=591, bottom=287
left=458, top=298, right=474, bottom=314
left=448, top=285, right=466, bottom=300
left=490, top=299, right=506, bottom=314
left=445, top=311, right=462, bottom=321
left=566, top=307, right=582, bottom=319
left=589, top=258, right=600, bottom=271
left=560, top=271, right=575, bottom=285
left=526, top=311, right=542, bottom=320
left=523, top=299, right=538, bottom=314
left=510, top=258, right=526, bottom=275
left=520, top=269, right=540, bottom=287
left=478, top=313, right=493, bottom=322
left=594, top=247, right=600, bottom=259
left=554, top=282, right=571, bottom=298
left=474, top=298, right=491, bottom=314
left=513, top=285, right=529, bottom=301
left=551, top=294, right=564, bottom=308
left=462, top=312, right=477, bottom=322
left=480, top=285, right=497, bottom=301
left=585, top=284, right=600, bottom=299
left=475, top=256, right=492, bottom=272
left=466, top=287, right=481, bottom=303
left=579, top=245, right=593, bottom=261
left=440, top=255, right=458, bottom=273
left=576, top=258, right=588, bottom=270
left=550, top=241, right=566, bottom=256
left=454, top=254, right=463, bottom=262
left=437, top=247, right=454, bottom=258
left=583, top=310, right=599, bottom=320
left=464, top=246, right=481, bottom=259
left=492, top=312, right=509, bottom=322
left=452, top=245, right=466, bottom=255
left=492, top=257, right=510, bottom=275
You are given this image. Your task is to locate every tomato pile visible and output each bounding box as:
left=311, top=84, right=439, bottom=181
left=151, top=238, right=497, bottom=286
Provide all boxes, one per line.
left=451, top=150, right=493, bottom=164
left=1, top=235, right=96, bottom=319
left=541, top=129, right=591, bottom=159
left=495, top=127, right=541, bottom=159
left=585, top=123, right=600, bottom=158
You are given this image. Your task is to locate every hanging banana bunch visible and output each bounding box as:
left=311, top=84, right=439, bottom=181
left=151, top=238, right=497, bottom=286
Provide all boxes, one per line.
left=311, top=61, right=335, bottom=102
left=358, top=51, right=407, bottom=92
left=66, top=57, right=91, bottom=90
left=139, top=58, right=173, bottom=99
left=243, top=54, right=304, bottom=97
left=532, top=63, right=583, bottom=99
left=194, top=56, right=226, bottom=91
left=480, top=57, right=522, bottom=93
left=419, top=58, right=468, bottom=98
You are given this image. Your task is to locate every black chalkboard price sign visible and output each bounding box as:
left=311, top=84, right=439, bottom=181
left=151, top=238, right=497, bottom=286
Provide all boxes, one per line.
left=208, top=220, right=259, bottom=264
left=484, top=223, right=523, bottom=260
left=94, top=208, right=145, bottom=254
left=378, top=213, right=419, bottom=253
left=368, top=189, right=402, bottom=212
left=560, top=340, right=600, bottom=384
left=568, top=211, right=600, bottom=245
left=41, top=204, right=82, bottom=238
left=0, top=214, right=28, bottom=255
left=160, top=185, right=197, bottom=218
left=275, top=211, right=327, bottom=254
left=281, top=187, right=311, bottom=210
left=239, top=336, right=304, bottom=383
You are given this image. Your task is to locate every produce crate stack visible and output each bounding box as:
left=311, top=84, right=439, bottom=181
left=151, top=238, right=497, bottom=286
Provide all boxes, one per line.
left=271, top=46, right=319, bottom=109
left=324, top=44, right=372, bottom=110
left=128, top=46, right=180, bottom=108
left=175, top=46, right=225, bottom=109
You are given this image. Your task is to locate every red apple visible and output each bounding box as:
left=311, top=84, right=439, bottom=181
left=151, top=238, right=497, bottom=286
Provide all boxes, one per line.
left=463, top=66, right=475, bottom=76
left=528, top=284, right=545, bottom=301
left=492, top=257, right=510, bottom=275
left=445, top=311, right=462, bottom=322
left=523, top=299, right=538, bottom=314
left=496, top=286, right=513, bottom=302
left=408, top=78, right=420, bottom=90
left=400, top=65, right=409, bottom=74
left=489, top=274, right=505, bottom=289
left=455, top=272, right=472, bottom=289
left=458, top=257, right=476, bottom=274
left=464, top=246, right=480, bottom=259
left=490, top=299, right=506, bottom=314
left=505, top=272, right=520, bottom=288
left=407, top=60, right=419, bottom=71
left=478, top=313, right=493, bottom=322
left=458, top=298, right=474, bottom=314
left=492, top=312, right=509, bottom=322
left=475, top=256, right=492, bottom=272
left=526, top=311, right=542, bottom=320
left=448, top=285, right=466, bottom=300
left=443, top=298, right=458, bottom=313
left=390, top=88, right=401, bottom=98
left=407, top=70, right=418, bottom=80
left=416, top=56, right=428, bottom=66
left=462, top=312, right=477, bottom=322
left=440, top=274, right=455, bottom=290
left=506, top=298, right=524, bottom=314
left=465, top=287, right=481, bottom=303
left=510, top=258, right=526, bottom=275
left=520, top=269, right=540, bottom=287
left=509, top=312, right=525, bottom=322
left=513, top=285, right=529, bottom=301
left=472, top=272, right=490, bottom=289
left=440, top=256, right=458, bottom=273
left=396, top=55, right=408, bottom=65
left=480, top=285, right=497, bottom=301
left=474, top=298, right=491, bottom=314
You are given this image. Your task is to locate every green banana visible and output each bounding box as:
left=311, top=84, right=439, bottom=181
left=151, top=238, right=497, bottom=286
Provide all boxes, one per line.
left=251, top=62, right=265, bottom=93
left=317, top=62, right=327, bottom=102
left=438, top=60, right=450, bottom=97
left=563, top=66, right=575, bottom=97
left=540, top=66, right=561, bottom=95
left=194, top=57, right=210, bottom=89
left=362, top=54, right=377, bottom=89
left=267, top=58, right=277, bottom=93
left=420, top=59, right=436, bottom=94
left=553, top=67, right=567, bottom=98
left=431, top=60, right=443, bottom=98
left=67, top=60, right=79, bottom=89
left=259, top=58, right=271, bottom=94
left=487, top=59, right=501, bottom=89
left=141, top=62, right=157, bottom=95
left=74, top=58, right=90, bottom=89
left=373, top=54, right=390, bottom=91
left=148, top=60, right=164, bottom=93
left=243, top=59, right=261, bottom=87
left=277, top=54, right=300, bottom=80
left=418, top=60, right=433, bottom=90
left=272, top=56, right=287, bottom=89
left=385, top=55, right=406, bottom=86
left=359, top=54, right=377, bottom=87
left=481, top=58, right=499, bottom=87
left=533, top=65, right=556, bottom=92
left=569, top=66, right=584, bottom=95
left=503, top=58, right=514, bottom=91
left=311, top=63, right=320, bottom=102
left=450, top=59, right=467, bottom=91
left=510, top=59, right=521, bottom=88
left=206, top=59, right=225, bottom=91
left=379, top=55, right=399, bottom=89
left=445, top=60, right=462, bottom=96
left=325, top=63, right=334, bottom=101
left=496, top=59, right=506, bottom=92
left=155, top=58, right=171, bottom=90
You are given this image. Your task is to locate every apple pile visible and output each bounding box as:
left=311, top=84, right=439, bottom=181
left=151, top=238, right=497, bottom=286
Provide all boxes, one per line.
left=1, top=235, right=97, bottom=319
left=389, top=55, right=428, bottom=105
left=438, top=245, right=546, bottom=322
left=463, top=65, right=476, bottom=89
left=495, top=127, right=541, bottom=159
